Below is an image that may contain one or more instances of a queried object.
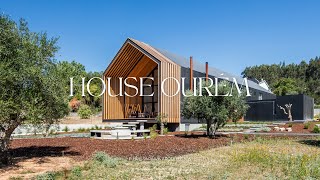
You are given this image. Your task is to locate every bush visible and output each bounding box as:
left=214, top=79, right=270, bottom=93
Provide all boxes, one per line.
left=315, top=114, right=320, bottom=119
left=36, top=172, right=58, bottom=180
left=77, top=127, right=86, bottom=132
left=78, top=105, right=92, bottom=119
left=261, top=127, right=271, bottom=132
left=149, top=124, right=158, bottom=139
left=150, top=131, right=158, bottom=139
left=63, top=126, right=70, bottom=132
left=49, top=129, right=56, bottom=135
left=313, top=125, right=320, bottom=133
left=288, top=123, right=293, bottom=127
left=304, top=122, right=311, bottom=129
left=244, top=134, right=249, bottom=140
left=92, top=151, right=118, bottom=168
left=70, top=166, right=82, bottom=178
left=163, top=127, right=169, bottom=134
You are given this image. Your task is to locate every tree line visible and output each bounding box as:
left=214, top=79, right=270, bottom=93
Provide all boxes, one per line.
left=242, top=58, right=320, bottom=104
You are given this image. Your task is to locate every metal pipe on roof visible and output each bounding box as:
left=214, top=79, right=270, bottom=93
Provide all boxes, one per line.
left=190, top=56, right=193, bottom=91
left=206, top=62, right=209, bottom=81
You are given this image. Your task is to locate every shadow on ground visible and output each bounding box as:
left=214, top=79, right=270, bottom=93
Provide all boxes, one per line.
left=298, top=140, right=320, bottom=147
left=175, top=133, right=227, bottom=139
left=0, top=146, right=80, bottom=169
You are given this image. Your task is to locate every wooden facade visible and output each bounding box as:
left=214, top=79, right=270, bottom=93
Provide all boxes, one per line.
left=103, top=38, right=181, bottom=123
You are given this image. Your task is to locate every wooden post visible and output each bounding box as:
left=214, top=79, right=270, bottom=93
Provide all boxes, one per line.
left=205, top=62, right=209, bottom=81
left=190, top=56, right=193, bottom=91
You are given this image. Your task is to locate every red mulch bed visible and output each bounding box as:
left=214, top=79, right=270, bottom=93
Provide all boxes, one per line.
left=269, top=122, right=318, bottom=133
left=9, top=135, right=236, bottom=161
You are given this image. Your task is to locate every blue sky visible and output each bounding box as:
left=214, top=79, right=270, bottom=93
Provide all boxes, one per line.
left=1, top=0, right=320, bottom=75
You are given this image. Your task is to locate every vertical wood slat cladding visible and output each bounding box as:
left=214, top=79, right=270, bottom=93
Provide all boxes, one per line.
left=105, top=77, right=124, bottom=119
left=103, top=39, right=181, bottom=123
left=160, top=60, right=181, bottom=123
left=104, top=43, right=145, bottom=119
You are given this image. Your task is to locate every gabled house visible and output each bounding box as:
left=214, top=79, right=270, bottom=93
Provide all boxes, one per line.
left=103, top=38, right=278, bottom=130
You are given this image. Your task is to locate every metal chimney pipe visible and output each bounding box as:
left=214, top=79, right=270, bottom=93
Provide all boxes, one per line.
left=205, top=62, right=209, bottom=81
left=190, top=56, right=193, bottom=90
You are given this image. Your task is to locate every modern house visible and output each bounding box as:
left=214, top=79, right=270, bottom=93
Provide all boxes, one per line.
left=102, top=38, right=314, bottom=130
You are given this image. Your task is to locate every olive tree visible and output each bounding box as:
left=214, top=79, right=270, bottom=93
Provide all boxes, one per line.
left=0, top=15, right=69, bottom=165
left=182, top=80, right=249, bottom=137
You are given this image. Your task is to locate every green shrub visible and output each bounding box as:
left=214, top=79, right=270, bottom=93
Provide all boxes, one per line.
left=36, top=171, right=58, bottom=180
left=77, top=127, right=86, bottom=132
left=149, top=124, right=158, bottom=139
left=261, top=127, right=271, bottom=132
left=150, top=131, right=158, bottom=139
left=49, top=129, right=56, bottom=135
left=149, top=124, right=158, bottom=132
left=78, top=105, right=92, bottom=119
left=143, top=133, right=148, bottom=139
left=92, top=151, right=118, bottom=168
left=244, top=134, right=249, bottom=140
left=288, top=123, right=293, bottom=127
left=315, top=114, right=320, bottom=119
left=313, top=125, right=320, bottom=133
left=163, top=127, right=169, bottom=134
left=70, top=166, right=82, bottom=178
left=63, top=126, right=70, bottom=132
left=304, top=122, right=311, bottom=129
left=315, top=104, right=320, bottom=109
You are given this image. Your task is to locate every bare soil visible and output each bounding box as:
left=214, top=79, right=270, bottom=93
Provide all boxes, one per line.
left=60, top=115, right=104, bottom=125
left=8, top=135, right=234, bottom=161
left=0, top=156, right=77, bottom=180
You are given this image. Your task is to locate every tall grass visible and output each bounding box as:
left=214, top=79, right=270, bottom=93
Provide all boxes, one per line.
left=232, top=142, right=320, bottom=179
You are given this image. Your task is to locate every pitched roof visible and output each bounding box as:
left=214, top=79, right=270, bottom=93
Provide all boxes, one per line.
left=128, top=38, right=272, bottom=93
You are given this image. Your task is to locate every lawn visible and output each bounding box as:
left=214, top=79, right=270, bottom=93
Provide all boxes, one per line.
left=7, top=135, right=320, bottom=180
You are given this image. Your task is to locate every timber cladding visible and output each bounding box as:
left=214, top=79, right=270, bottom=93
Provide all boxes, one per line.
left=103, top=38, right=181, bottom=123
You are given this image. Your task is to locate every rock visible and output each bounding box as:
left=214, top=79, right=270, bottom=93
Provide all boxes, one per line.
left=286, top=128, right=292, bottom=132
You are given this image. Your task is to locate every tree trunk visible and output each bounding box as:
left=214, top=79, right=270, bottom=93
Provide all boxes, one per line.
left=0, top=121, right=21, bottom=165
left=211, top=121, right=218, bottom=137
left=0, top=136, right=10, bottom=165
left=288, top=110, right=293, bottom=122
left=206, top=120, right=210, bottom=136
left=206, top=119, right=213, bottom=138
left=44, top=123, right=51, bottom=137
left=160, top=122, right=164, bottom=135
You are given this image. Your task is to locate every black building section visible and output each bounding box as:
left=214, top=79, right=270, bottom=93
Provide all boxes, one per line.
left=246, top=100, right=276, bottom=121
left=245, top=94, right=314, bottom=121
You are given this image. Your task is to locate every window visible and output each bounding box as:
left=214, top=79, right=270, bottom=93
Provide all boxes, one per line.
left=142, top=67, right=158, bottom=117
left=258, top=93, right=263, bottom=100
